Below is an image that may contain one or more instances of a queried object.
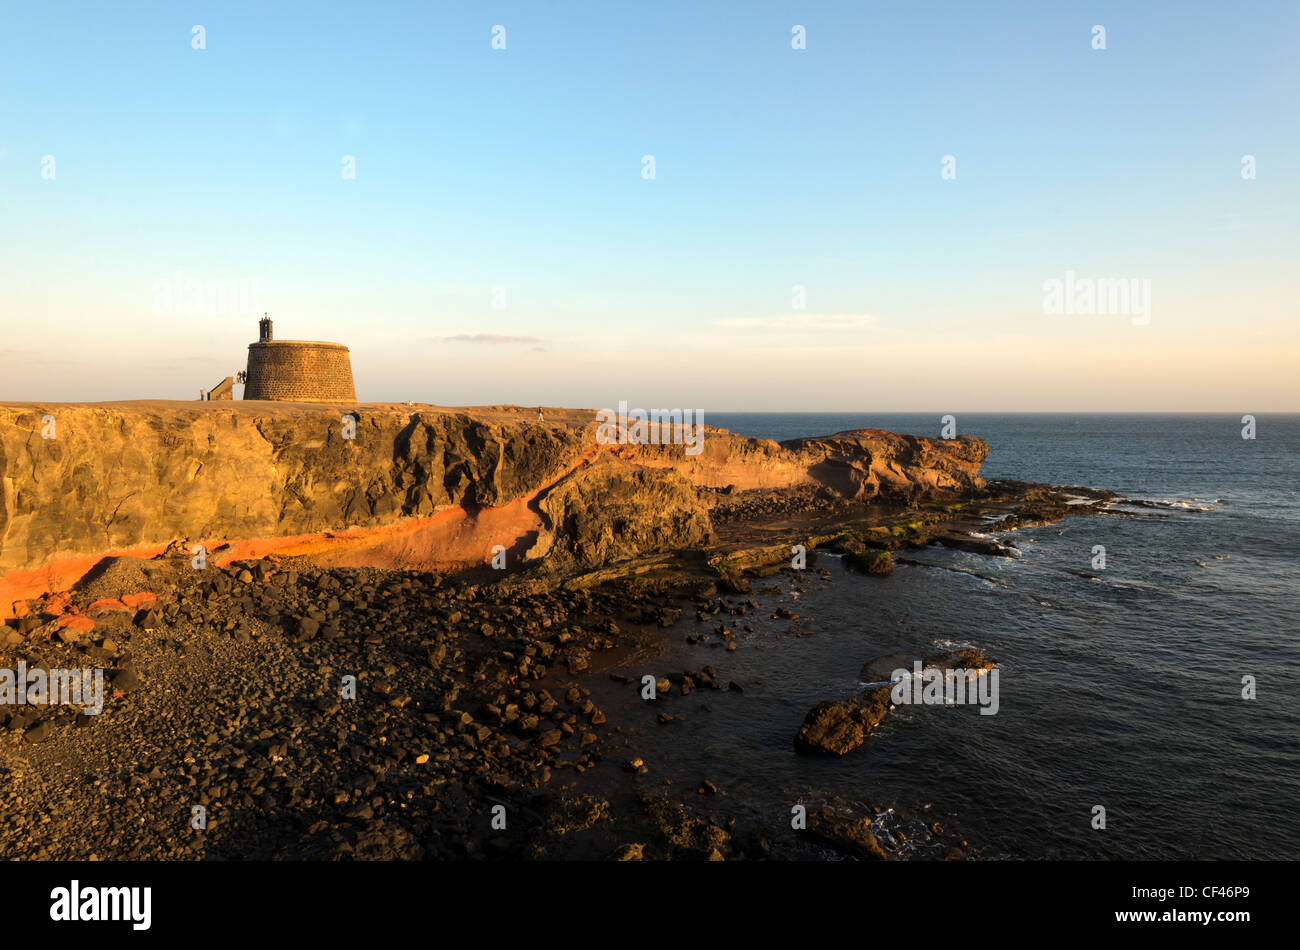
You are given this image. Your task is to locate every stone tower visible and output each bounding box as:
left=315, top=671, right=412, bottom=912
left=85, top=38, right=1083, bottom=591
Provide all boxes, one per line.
left=243, top=316, right=357, bottom=403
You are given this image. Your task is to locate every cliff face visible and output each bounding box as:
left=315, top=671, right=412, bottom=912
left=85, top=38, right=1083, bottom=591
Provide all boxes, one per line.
left=0, top=403, right=585, bottom=574
left=782, top=429, right=989, bottom=499
left=527, top=459, right=714, bottom=575
left=0, top=402, right=987, bottom=610
left=629, top=426, right=988, bottom=499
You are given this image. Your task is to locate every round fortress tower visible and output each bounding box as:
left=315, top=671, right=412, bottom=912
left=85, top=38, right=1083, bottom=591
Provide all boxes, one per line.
left=243, top=316, right=357, bottom=403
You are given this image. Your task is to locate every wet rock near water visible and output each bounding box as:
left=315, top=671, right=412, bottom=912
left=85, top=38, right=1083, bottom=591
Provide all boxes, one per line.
left=805, top=809, right=892, bottom=860
left=796, top=647, right=996, bottom=756
left=844, top=550, right=894, bottom=575
left=795, top=686, right=895, bottom=756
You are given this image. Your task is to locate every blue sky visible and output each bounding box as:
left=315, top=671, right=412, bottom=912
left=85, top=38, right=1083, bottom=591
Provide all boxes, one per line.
left=2, top=0, right=1297, bottom=409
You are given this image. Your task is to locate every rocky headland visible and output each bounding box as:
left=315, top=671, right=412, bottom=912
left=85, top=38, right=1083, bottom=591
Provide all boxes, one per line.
left=0, top=400, right=1115, bottom=860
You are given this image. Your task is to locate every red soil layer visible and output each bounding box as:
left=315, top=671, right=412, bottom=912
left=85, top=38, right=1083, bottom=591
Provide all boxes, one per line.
left=0, top=420, right=610, bottom=619
left=3, top=544, right=173, bottom=621
left=1, top=500, right=542, bottom=621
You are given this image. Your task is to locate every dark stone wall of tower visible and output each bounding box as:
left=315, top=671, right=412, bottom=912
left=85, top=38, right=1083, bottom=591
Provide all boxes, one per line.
left=244, top=342, right=357, bottom=403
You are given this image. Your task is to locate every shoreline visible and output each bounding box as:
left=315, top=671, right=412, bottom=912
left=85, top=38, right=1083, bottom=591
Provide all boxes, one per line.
left=0, top=471, right=1116, bottom=860
left=0, top=401, right=1127, bottom=860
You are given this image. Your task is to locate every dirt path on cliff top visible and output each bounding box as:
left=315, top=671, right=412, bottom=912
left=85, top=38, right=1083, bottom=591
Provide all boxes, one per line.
left=0, top=399, right=600, bottom=431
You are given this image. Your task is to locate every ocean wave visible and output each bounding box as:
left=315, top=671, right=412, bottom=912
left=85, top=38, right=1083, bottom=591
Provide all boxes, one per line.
left=931, top=637, right=978, bottom=651
left=895, top=559, right=1007, bottom=588
left=1107, top=497, right=1218, bottom=514
left=1107, top=493, right=1216, bottom=517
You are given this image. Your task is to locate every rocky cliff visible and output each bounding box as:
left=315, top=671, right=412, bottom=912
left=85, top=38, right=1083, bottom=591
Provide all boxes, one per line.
left=0, top=401, right=988, bottom=613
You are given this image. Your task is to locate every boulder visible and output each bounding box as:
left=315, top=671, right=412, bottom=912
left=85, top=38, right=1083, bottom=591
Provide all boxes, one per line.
left=794, top=686, right=893, bottom=755
left=845, top=549, right=894, bottom=576
left=805, top=810, right=890, bottom=860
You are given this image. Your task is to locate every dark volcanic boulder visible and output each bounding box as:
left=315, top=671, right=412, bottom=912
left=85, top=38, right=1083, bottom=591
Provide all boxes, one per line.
left=802, top=647, right=997, bottom=755
left=805, top=810, right=890, bottom=860
left=794, top=685, right=893, bottom=755
left=933, top=534, right=1018, bottom=558
left=845, top=549, right=893, bottom=576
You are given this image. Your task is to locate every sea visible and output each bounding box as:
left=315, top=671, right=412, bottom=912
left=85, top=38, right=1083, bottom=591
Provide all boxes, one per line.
left=589, top=413, right=1300, bottom=859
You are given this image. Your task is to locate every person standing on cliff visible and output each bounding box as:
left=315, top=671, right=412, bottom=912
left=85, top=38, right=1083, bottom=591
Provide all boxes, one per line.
left=537, top=406, right=544, bottom=423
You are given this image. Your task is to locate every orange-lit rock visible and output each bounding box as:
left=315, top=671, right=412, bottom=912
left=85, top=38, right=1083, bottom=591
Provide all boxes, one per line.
left=0, top=401, right=990, bottom=618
